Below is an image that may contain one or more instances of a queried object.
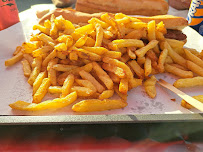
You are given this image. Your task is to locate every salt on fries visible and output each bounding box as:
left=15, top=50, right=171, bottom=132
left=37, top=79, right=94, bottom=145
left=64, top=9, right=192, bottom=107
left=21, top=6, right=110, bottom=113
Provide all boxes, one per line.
left=5, top=13, right=203, bottom=112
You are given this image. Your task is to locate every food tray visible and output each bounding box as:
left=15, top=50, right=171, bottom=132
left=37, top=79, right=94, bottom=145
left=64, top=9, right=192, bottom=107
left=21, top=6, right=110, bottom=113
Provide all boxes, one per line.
left=0, top=8, right=203, bottom=124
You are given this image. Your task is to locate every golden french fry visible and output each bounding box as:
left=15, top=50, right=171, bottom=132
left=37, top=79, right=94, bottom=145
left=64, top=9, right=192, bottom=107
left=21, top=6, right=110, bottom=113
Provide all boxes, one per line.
left=33, top=78, right=51, bottom=103
left=184, top=49, right=203, bottom=69
left=72, top=99, right=127, bottom=112
left=10, top=91, right=77, bottom=111
left=61, top=74, right=74, bottom=98
left=23, top=54, right=33, bottom=65
left=42, top=49, right=57, bottom=68
left=128, top=78, right=142, bottom=90
left=103, top=57, right=133, bottom=79
left=13, top=46, right=23, bottom=56
left=126, top=22, right=147, bottom=30
left=144, top=57, right=152, bottom=77
left=48, top=86, right=62, bottom=94
left=173, top=77, right=203, bottom=88
left=169, top=64, right=188, bottom=71
left=54, top=43, right=67, bottom=52
left=79, top=70, right=105, bottom=93
left=166, top=39, right=185, bottom=55
left=32, top=46, right=53, bottom=57
left=137, top=57, right=146, bottom=66
left=181, top=95, right=203, bottom=109
left=75, top=79, right=97, bottom=93
left=95, top=23, right=103, bottom=47
left=69, top=51, right=78, bottom=61
left=21, top=60, right=32, bottom=77
left=135, top=40, right=159, bottom=58
left=88, top=17, right=109, bottom=28
left=71, top=86, right=93, bottom=97
left=127, top=47, right=136, bottom=59
left=57, top=63, right=93, bottom=85
left=112, top=39, right=144, bottom=48
left=103, top=30, right=114, bottom=39
left=165, top=64, right=193, bottom=78
left=5, top=51, right=23, bottom=66
left=33, top=71, right=48, bottom=95
left=82, top=46, right=108, bottom=55
left=92, top=62, right=113, bottom=90
left=157, top=49, right=168, bottom=73
left=163, top=41, right=187, bottom=67
left=53, top=64, right=78, bottom=71
left=147, top=20, right=156, bottom=41
left=165, top=56, right=173, bottom=64
left=102, top=63, right=126, bottom=78
left=114, top=85, right=127, bottom=101
left=75, top=34, right=88, bottom=48
left=103, top=51, right=121, bottom=59
left=108, top=72, right=121, bottom=83
left=99, top=90, right=114, bottom=100
left=128, top=60, right=144, bottom=79
left=119, top=78, right=128, bottom=94
left=76, top=49, right=101, bottom=61
left=28, top=56, right=42, bottom=85
left=47, top=58, right=59, bottom=86
left=120, top=53, right=130, bottom=63
left=38, top=33, right=55, bottom=47
left=124, top=28, right=147, bottom=39
left=74, top=24, right=94, bottom=35
left=186, top=60, right=203, bottom=77
left=71, top=32, right=95, bottom=47
left=144, top=75, right=157, bottom=98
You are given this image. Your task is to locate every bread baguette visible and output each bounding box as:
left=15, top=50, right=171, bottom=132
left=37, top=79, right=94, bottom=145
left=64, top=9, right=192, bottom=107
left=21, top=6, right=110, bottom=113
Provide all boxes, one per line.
left=76, top=0, right=169, bottom=16
left=39, top=9, right=188, bottom=30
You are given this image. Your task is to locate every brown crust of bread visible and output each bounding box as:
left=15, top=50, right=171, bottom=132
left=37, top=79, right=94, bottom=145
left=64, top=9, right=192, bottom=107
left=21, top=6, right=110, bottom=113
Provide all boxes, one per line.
left=76, top=0, right=169, bottom=16
left=39, top=9, right=188, bottom=30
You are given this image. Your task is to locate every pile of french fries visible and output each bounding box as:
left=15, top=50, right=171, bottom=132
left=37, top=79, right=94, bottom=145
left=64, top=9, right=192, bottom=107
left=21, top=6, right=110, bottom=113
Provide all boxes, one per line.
left=5, top=13, right=203, bottom=112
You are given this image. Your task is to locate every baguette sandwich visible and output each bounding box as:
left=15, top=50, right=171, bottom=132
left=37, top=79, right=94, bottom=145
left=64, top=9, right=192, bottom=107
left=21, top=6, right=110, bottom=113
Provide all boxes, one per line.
left=75, top=0, right=169, bottom=16
left=39, top=9, right=188, bottom=41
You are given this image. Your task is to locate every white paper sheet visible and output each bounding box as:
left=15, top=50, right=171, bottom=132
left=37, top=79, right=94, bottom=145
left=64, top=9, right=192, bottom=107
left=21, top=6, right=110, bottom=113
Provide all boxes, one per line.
left=0, top=6, right=202, bottom=115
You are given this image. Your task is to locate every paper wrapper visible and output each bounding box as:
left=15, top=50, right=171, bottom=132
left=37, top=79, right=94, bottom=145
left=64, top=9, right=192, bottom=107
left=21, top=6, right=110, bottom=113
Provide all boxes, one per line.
left=0, top=6, right=203, bottom=116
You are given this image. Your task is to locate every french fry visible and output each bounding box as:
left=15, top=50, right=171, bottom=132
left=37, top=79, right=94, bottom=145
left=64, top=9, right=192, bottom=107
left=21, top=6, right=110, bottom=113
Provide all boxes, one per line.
left=5, top=51, right=23, bottom=66
left=186, top=60, right=203, bottom=77
left=57, top=63, right=93, bottom=85
left=114, top=85, right=127, bottom=101
left=48, top=86, right=62, bottom=94
left=61, top=74, right=74, bottom=98
left=42, top=49, right=57, bottom=68
left=128, top=78, right=142, bottom=90
left=88, top=18, right=109, bottom=28
left=75, top=34, right=88, bottom=48
left=82, top=46, right=108, bottom=55
left=10, top=91, right=77, bottom=111
left=53, top=64, right=78, bottom=71
left=71, top=86, right=93, bottom=97
left=184, top=49, right=203, bottom=69
left=28, top=56, right=42, bottom=85
left=127, top=47, right=136, bottom=59
left=112, top=39, right=144, bottom=48
left=69, top=51, right=78, bottom=61
left=99, top=90, right=114, bottom=100
left=169, top=64, right=188, bottom=71
left=144, top=75, right=157, bottom=98
left=103, top=51, right=121, bottom=59
left=144, top=57, right=152, bottom=76
left=108, top=72, right=121, bottom=83
left=54, top=43, right=67, bottom=52
left=103, top=57, right=133, bottom=79
left=119, top=78, right=128, bottom=94
left=102, top=63, right=126, bottom=78
left=165, top=64, right=193, bottom=78
left=120, top=53, right=130, bottom=63
left=72, top=99, right=127, bottom=112
left=166, top=39, right=185, bottom=55
left=47, top=58, right=59, bottom=86
left=163, top=41, right=187, bottom=67
left=23, top=54, right=34, bottom=65
left=76, top=49, right=101, bottom=61
left=79, top=70, right=105, bottom=93
left=74, top=24, right=94, bottom=35
left=135, top=40, right=159, bottom=58
left=126, top=22, right=147, bottom=30
left=13, top=46, right=23, bottom=56
left=173, top=77, right=203, bottom=88
left=33, top=71, right=47, bottom=95
left=165, top=56, right=173, bottom=64
left=75, top=79, right=97, bottom=93
left=137, top=57, right=146, bottom=66
left=157, top=49, right=168, bottom=73
left=95, top=23, right=103, bottom=47
left=128, top=60, right=144, bottom=79
left=38, top=33, right=55, bottom=47
left=124, top=28, right=147, bottom=39
left=21, top=60, right=32, bottom=77
left=33, top=78, right=51, bottom=103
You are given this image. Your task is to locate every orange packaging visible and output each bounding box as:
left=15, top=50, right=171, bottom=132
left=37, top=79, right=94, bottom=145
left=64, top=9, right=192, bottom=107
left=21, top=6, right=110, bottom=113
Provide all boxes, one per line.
left=0, top=0, right=19, bottom=31
left=187, top=0, right=203, bottom=35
